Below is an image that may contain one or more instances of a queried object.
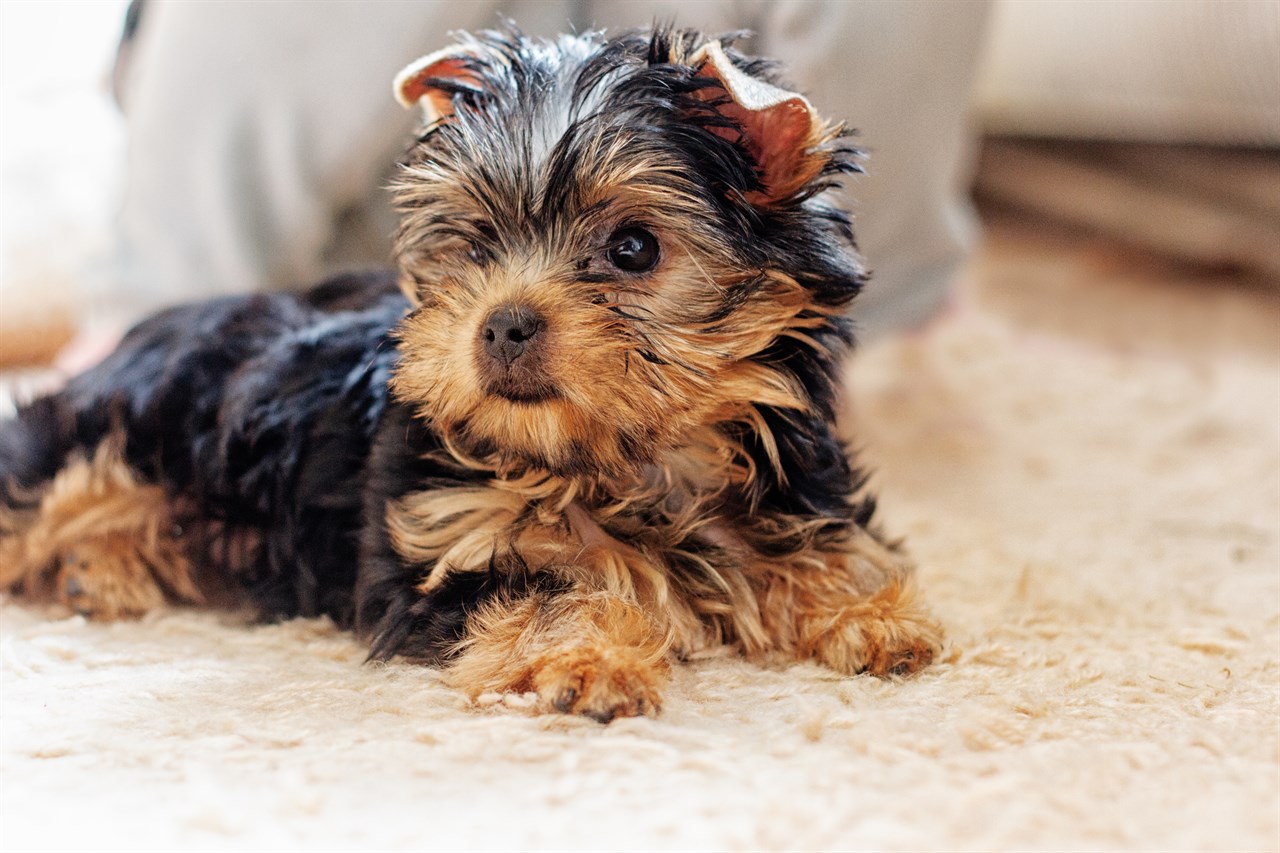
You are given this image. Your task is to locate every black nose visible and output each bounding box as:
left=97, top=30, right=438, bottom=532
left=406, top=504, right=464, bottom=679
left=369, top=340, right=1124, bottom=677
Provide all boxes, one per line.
left=481, top=304, right=541, bottom=363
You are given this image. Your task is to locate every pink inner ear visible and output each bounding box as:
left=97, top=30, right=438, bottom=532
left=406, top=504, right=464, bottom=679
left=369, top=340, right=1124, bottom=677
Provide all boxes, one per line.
left=721, top=100, right=814, bottom=198
left=394, top=50, right=482, bottom=119
left=691, top=41, right=824, bottom=204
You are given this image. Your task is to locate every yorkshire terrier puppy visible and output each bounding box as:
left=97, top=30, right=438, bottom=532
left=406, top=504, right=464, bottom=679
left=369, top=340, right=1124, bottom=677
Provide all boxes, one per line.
left=0, top=27, right=941, bottom=722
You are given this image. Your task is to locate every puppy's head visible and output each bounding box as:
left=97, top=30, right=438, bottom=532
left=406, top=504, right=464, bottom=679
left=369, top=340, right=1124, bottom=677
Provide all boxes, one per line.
left=390, top=27, right=865, bottom=479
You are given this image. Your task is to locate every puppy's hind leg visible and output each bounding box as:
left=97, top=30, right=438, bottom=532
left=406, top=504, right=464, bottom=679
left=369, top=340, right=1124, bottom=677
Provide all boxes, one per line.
left=1, top=436, right=201, bottom=619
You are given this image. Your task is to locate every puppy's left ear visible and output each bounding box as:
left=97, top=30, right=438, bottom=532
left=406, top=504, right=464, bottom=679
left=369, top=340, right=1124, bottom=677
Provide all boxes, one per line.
left=394, top=45, right=486, bottom=123
left=690, top=41, right=837, bottom=206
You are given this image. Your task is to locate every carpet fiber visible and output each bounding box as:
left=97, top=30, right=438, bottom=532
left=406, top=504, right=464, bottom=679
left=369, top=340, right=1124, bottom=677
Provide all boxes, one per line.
left=2, top=219, right=1278, bottom=851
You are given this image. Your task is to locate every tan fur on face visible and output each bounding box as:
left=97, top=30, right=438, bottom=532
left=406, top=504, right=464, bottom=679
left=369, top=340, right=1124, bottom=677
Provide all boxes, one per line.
left=0, top=437, right=201, bottom=619
left=392, top=218, right=828, bottom=480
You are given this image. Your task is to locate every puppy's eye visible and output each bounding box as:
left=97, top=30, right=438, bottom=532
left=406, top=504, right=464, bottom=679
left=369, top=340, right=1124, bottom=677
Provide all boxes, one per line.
left=607, top=227, right=659, bottom=273
left=467, top=242, right=491, bottom=264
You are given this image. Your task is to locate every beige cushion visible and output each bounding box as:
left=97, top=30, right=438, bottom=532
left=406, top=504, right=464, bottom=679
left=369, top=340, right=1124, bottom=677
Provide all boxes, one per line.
left=975, top=0, right=1280, bottom=145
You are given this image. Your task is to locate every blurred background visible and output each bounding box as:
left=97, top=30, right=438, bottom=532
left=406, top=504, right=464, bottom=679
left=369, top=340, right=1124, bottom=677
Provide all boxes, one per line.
left=0, top=0, right=1277, bottom=361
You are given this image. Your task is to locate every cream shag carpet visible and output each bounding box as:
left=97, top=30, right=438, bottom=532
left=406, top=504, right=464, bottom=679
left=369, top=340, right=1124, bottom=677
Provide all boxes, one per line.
left=2, top=222, right=1278, bottom=851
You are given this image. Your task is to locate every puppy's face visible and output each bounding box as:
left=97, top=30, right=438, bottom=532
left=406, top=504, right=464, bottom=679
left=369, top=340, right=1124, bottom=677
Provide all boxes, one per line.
left=390, top=29, right=863, bottom=479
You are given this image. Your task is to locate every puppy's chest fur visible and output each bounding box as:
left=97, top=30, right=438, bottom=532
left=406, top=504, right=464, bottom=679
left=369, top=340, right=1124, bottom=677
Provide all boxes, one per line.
left=382, top=423, right=751, bottom=639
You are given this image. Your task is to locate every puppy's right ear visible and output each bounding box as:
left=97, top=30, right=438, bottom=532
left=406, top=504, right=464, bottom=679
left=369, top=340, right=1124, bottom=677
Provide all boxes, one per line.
left=394, top=46, right=486, bottom=122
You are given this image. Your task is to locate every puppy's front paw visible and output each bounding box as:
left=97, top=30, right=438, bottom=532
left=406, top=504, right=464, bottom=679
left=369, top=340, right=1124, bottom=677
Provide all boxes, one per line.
left=807, top=582, right=943, bottom=678
left=531, top=646, right=666, bottom=723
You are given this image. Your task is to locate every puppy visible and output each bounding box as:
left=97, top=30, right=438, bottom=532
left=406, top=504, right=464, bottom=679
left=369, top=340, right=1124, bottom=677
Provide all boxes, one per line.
left=0, top=27, right=942, bottom=722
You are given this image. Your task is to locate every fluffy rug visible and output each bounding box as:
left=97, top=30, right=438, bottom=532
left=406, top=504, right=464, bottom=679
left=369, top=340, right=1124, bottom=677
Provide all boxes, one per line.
left=3, top=218, right=1276, bottom=851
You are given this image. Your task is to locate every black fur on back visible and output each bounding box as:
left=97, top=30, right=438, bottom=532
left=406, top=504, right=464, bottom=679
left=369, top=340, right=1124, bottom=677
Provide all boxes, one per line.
left=2, top=271, right=406, bottom=622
